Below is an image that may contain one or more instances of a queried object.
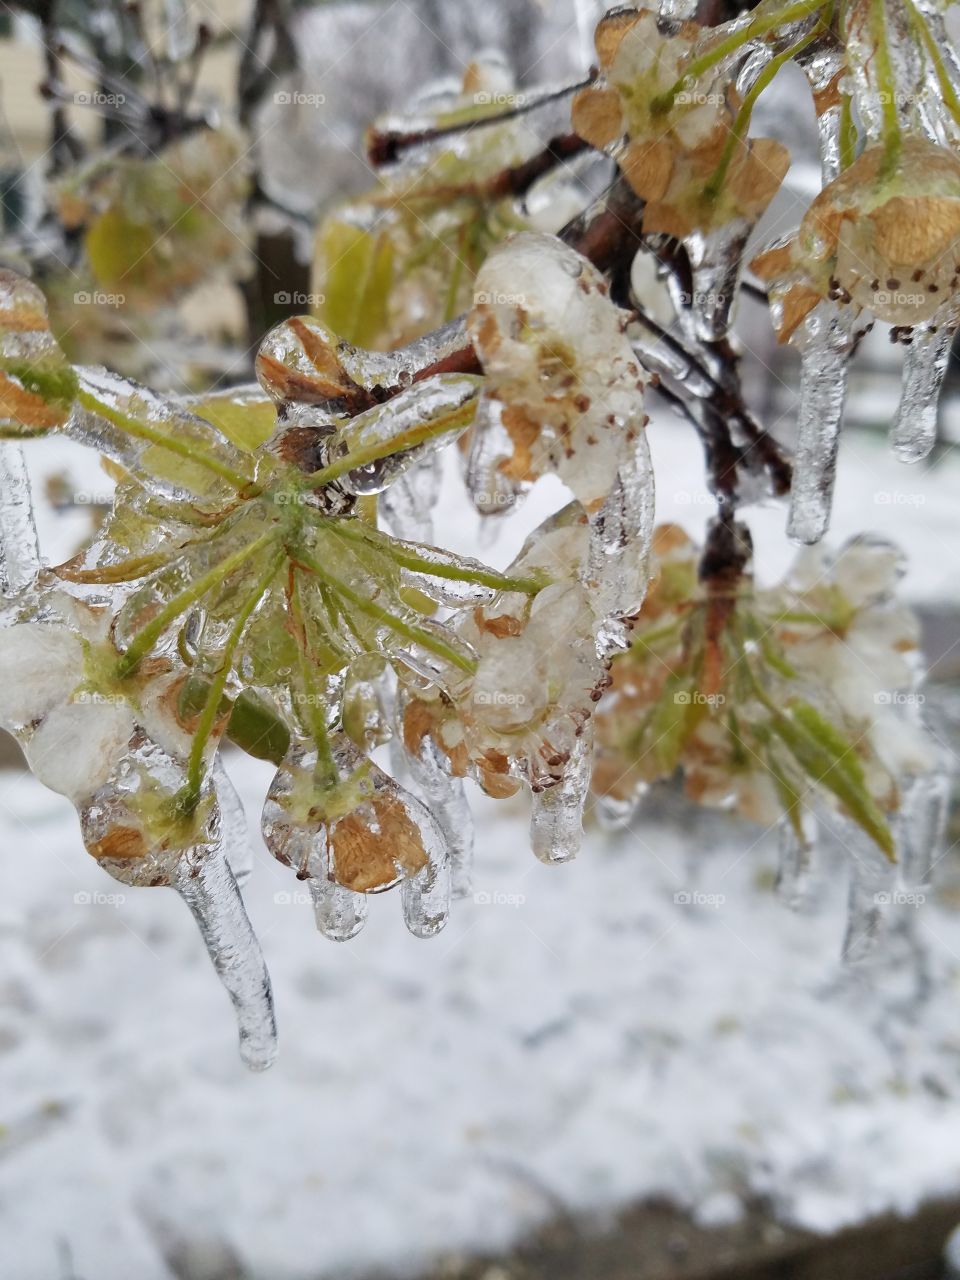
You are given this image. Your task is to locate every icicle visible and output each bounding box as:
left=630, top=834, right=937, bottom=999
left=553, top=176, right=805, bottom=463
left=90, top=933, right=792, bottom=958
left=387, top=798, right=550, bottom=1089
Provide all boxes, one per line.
left=897, top=770, right=950, bottom=891
left=585, top=429, right=655, bottom=649
left=213, top=758, right=253, bottom=888
left=795, top=39, right=847, bottom=183
left=682, top=221, right=752, bottom=342
left=405, top=729, right=474, bottom=897
left=400, top=811, right=451, bottom=939
left=774, top=812, right=818, bottom=910
left=890, top=312, right=960, bottom=463
left=309, top=877, right=368, bottom=942
left=0, top=443, right=40, bottom=600
left=530, top=724, right=593, bottom=864
left=840, top=833, right=896, bottom=967
left=174, top=850, right=278, bottom=1070
left=786, top=304, right=855, bottom=545
left=464, top=396, right=524, bottom=517
left=378, top=454, right=441, bottom=544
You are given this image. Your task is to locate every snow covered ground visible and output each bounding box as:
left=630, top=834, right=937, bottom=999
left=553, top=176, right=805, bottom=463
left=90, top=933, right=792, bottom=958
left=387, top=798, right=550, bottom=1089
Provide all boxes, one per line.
left=3, top=757, right=960, bottom=1280
left=3, top=424, right=960, bottom=1279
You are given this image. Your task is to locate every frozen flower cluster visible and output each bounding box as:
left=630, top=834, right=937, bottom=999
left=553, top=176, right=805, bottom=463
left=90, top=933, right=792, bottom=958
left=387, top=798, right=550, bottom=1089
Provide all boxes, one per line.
left=593, top=523, right=937, bottom=864
left=0, top=0, right=959, bottom=1062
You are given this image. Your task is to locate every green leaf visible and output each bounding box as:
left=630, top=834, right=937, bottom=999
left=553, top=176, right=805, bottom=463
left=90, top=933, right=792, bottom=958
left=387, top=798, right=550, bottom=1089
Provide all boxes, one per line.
left=315, top=221, right=394, bottom=348
left=647, top=673, right=703, bottom=775
left=770, top=699, right=895, bottom=859
left=186, top=390, right=277, bottom=454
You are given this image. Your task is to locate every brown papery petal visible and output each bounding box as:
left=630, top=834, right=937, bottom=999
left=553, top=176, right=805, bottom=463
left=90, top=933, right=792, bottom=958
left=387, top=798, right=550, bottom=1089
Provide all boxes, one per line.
left=869, top=196, right=960, bottom=269
left=331, top=794, right=428, bottom=892
left=571, top=87, right=624, bottom=149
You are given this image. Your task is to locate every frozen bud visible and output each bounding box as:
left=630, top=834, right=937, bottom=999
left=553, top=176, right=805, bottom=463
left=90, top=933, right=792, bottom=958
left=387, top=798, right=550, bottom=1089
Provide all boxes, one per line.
left=754, top=139, right=960, bottom=336
left=0, top=623, right=84, bottom=727
left=24, top=700, right=134, bottom=801
left=467, top=232, right=647, bottom=512
left=572, top=8, right=788, bottom=244
left=263, top=736, right=440, bottom=894
left=0, top=269, right=76, bottom=433
left=472, top=636, right=549, bottom=732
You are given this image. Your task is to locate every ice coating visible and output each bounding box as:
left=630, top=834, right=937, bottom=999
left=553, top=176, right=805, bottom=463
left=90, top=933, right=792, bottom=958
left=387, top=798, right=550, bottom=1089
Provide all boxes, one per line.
left=786, top=304, right=855, bottom=545
left=684, top=220, right=753, bottom=342
left=467, top=231, right=650, bottom=514
left=890, top=309, right=960, bottom=463
left=840, top=827, right=897, bottom=967
left=529, top=721, right=594, bottom=865
left=261, top=735, right=450, bottom=937
left=214, top=758, right=254, bottom=888
left=401, top=508, right=612, bottom=864
left=175, top=849, right=278, bottom=1070
left=0, top=445, right=41, bottom=600
left=402, top=716, right=475, bottom=897
left=774, top=813, right=818, bottom=911
left=897, top=770, right=950, bottom=892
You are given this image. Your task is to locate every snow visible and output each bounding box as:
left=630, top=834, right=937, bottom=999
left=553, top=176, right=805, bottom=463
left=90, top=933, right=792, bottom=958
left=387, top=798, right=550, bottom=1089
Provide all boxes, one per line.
left=2, top=749, right=960, bottom=1279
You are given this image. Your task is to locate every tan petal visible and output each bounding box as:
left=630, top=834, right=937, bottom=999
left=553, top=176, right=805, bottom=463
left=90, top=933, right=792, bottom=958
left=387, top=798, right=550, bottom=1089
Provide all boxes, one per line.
left=571, top=87, right=624, bottom=149
left=728, top=138, right=790, bottom=220
left=331, top=793, right=428, bottom=892
left=868, top=195, right=960, bottom=269
left=621, top=138, right=674, bottom=203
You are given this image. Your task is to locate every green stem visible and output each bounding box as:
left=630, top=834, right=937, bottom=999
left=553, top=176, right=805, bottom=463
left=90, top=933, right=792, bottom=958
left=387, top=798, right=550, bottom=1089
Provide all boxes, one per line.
left=179, top=552, right=284, bottom=810
left=703, top=28, right=820, bottom=201
left=76, top=389, right=254, bottom=493
left=901, top=0, right=960, bottom=133
left=868, top=0, right=902, bottom=172
left=328, top=519, right=546, bottom=595
left=293, top=548, right=477, bottom=675
left=305, top=398, right=477, bottom=490
left=116, top=530, right=279, bottom=678
left=653, top=0, right=830, bottom=113
left=838, top=90, right=857, bottom=172
left=291, top=569, right=338, bottom=785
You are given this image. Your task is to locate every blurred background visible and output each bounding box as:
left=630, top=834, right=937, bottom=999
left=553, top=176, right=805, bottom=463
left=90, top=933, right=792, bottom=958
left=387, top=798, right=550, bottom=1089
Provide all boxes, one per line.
left=2, top=2, right=960, bottom=1278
